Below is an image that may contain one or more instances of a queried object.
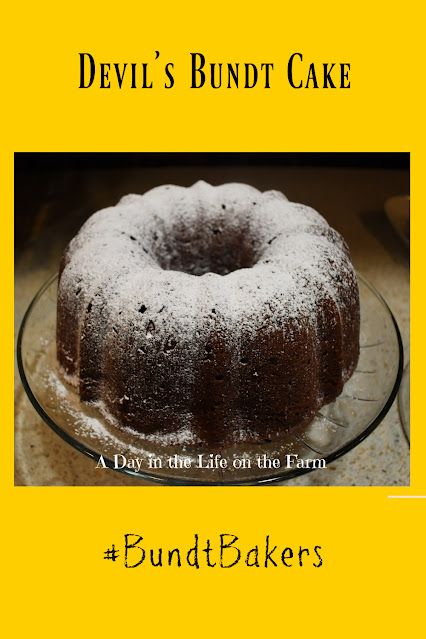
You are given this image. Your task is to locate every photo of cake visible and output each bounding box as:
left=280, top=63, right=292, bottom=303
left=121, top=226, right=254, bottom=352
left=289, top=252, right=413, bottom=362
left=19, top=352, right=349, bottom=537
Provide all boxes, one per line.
left=57, top=181, right=360, bottom=447
left=14, top=153, right=408, bottom=485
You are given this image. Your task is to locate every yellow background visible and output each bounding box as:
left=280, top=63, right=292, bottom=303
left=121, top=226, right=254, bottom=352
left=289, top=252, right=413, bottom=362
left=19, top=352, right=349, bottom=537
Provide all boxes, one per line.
left=2, top=1, right=421, bottom=637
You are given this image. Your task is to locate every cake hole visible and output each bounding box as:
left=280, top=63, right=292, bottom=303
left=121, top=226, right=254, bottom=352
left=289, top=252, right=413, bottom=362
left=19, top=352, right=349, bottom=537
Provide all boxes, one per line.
left=151, top=209, right=262, bottom=276
left=87, top=302, right=92, bottom=313
left=267, top=235, right=278, bottom=245
left=240, top=357, right=249, bottom=365
left=112, top=326, right=118, bottom=335
left=75, top=287, right=82, bottom=296
left=129, top=235, right=137, bottom=241
left=138, top=304, right=147, bottom=314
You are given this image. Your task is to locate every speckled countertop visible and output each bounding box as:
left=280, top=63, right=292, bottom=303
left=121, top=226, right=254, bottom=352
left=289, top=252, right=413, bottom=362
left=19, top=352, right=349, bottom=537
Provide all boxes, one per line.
left=14, top=164, right=410, bottom=486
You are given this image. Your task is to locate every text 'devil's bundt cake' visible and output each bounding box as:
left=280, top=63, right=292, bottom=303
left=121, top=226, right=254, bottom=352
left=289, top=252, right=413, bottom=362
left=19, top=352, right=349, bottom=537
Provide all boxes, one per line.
left=57, top=181, right=360, bottom=446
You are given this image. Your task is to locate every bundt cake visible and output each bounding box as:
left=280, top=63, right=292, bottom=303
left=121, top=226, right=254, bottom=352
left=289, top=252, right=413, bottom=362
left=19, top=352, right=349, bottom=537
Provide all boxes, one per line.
left=57, top=181, right=360, bottom=446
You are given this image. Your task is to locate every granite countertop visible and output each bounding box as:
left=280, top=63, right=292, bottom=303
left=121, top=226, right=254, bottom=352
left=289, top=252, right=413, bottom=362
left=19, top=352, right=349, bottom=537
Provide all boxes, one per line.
left=14, top=165, right=410, bottom=486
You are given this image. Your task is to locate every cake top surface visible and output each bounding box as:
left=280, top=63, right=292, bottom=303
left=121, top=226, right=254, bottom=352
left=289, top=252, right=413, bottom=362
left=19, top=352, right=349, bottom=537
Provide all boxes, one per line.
left=59, top=181, right=358, bottom=340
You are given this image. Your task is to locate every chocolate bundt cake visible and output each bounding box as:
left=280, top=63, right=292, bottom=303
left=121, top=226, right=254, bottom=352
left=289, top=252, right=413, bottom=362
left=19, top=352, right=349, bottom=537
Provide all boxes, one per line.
left=57, top=181, right=360, bottom=446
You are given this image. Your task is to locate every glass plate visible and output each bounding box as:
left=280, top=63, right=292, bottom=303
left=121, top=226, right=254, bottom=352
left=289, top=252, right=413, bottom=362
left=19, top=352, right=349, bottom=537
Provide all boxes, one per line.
left=17, top=273, right=403, bottom=485
left=398, top=363, right=410, bottom=444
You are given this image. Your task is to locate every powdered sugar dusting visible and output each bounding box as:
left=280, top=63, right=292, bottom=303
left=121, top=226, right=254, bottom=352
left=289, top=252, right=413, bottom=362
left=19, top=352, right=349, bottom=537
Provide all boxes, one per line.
left=58, top=181, right=356, bottom=332
left=47, top=369, right=198, bottom=452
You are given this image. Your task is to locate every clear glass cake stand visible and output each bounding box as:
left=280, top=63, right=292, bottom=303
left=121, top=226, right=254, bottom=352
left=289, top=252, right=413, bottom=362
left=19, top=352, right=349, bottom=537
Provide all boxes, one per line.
left=398, top=363, right=410, bottom=444
left=17, top=273, right=403, bottom=485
